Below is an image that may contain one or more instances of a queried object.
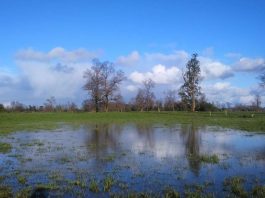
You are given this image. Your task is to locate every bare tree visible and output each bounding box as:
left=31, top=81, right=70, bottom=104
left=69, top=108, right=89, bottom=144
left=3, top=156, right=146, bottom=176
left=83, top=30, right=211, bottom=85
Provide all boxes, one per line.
left=67, top=102, right=77, bottom=112
left=164, top=90, right=177, bottom=111
left=84, top=59, right=125, bottom=112
left=135, top=89, right=145, bottom=111
left=10, top=101, right=25, bottom=112
left=143, top=79, right=155, bottom=111
left=44, top=96, right=56, bottom=112
left=135, top=79, right=155, bottom=111
left=83, top=59, right=125, bottom=112
left=83, top=59, right=104, bottom=112
left=113, top=94, right=125, bottom=112
left=101, top=62, right=125, bottom=112
left=252, top=94, right=261, bottom=112
left=179, top=53, right=201, bottom=112
left=155, top=100, right=163, bottom=112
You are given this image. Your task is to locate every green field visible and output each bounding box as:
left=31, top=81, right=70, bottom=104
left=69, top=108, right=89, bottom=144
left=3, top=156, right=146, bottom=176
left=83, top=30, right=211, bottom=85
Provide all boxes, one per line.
left=0, top=111, right=264, bottom=134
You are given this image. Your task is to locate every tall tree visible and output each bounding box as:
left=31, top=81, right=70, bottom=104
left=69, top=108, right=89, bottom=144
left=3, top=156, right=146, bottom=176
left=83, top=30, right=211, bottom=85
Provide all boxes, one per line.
left=83, top=59, right=125, bottom=112
left=179, top=54, right=201, bottom=112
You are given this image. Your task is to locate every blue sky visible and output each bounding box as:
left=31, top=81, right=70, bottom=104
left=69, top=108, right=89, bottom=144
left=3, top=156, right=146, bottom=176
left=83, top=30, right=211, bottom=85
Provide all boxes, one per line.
left=0, top=0, right=265, bottom=106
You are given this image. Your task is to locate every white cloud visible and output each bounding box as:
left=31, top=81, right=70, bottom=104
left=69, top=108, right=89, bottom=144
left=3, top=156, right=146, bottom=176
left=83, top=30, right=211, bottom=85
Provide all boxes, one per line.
left=16, top=47, right=100, bottom=62
left=199, top=57, right=233, bottom=79
left=116, top=51, right=140, bottom=67
left=213, top=82, right=231, bottom=90
left=234, top=57, right=265, bottom=72
left=144, top=50, right=189, bottom=67
left=203, top=82, right=255, bottom=105
left=129, top=64, right=182, bottom=84
left=126, top=85, right=138, bottom=92
left=0, top=47, right=101, bottom=104
left=17, top=61, right=90, bottom=99
left=1, top=48, right=264, bottom=106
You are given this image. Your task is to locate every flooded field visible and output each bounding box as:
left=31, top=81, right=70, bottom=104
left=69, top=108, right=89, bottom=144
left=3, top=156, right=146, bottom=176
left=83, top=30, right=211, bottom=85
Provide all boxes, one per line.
left=0, top=123, right=265, bottom=197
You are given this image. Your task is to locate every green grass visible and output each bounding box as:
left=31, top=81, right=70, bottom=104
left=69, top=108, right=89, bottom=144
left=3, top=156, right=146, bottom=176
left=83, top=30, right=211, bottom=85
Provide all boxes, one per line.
left=89, top=179, right=99, bottom=193
left=0, top=142, right=12, bottom=153
left=223, top=176, right=248, bottom=198
left=0, top=186, right=13, bottom=198
left=164, top=187, right=180, bottom=198
left=103, top=175, right=115, bottom=192
left=0, top=111, right=264, bottom=134
left=17, top=175, right=27, bottom=185
left=252, top=185, right=265, bottom=197
left=35, top=183, right=59, bottom=190
left=200, top=154, right=219, bottom=164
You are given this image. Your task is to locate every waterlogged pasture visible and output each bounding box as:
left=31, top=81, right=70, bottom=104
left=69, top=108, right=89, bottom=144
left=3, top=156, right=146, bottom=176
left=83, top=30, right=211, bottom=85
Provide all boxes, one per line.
left=0, top=123, right=265, bottom=197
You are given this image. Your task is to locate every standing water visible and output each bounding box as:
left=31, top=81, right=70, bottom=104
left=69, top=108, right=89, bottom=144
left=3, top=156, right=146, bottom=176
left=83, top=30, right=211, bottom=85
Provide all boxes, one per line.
left=0, top=124, right=264, bottom=197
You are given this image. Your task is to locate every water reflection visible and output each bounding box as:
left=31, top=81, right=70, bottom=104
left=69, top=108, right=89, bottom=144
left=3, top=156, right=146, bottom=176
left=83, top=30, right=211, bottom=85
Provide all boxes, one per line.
left=180, top=124, right=201, bottom=175
left=85, top=124, right=123, bottom=158
left=1, top=123, right=265, bottom=196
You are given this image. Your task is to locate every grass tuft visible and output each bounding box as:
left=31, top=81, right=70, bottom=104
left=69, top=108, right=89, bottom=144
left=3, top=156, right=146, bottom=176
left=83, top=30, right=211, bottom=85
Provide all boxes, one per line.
left=89, top=179, right=99, bottom=193
left=103, top=175, right=115, bottom=192
left=0, top=142, right=12, bottom=154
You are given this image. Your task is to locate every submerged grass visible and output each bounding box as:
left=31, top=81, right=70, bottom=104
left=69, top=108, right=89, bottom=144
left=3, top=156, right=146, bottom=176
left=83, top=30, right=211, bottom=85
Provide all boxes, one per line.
left=252, top=185, right=265, bottom=197
left=223, top=176, right=248, bottom=198
left=103, top=175, right=115, bottom=192
left=188, top=154, right=220, bottom=164
left=200, top=154, right=219, bottom=164
left=0, top=111, right=264, bottom=134
left=0, top=142, right=12, bottom=153
left=0, top=186, right=12, bottom=198
left=89, top=179, right=99, bottom=193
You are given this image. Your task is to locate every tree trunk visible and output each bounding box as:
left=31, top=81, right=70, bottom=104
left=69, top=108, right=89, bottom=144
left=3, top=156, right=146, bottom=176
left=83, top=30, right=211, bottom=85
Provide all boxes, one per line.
left=104, top=96, right=109, bottom=112
left=95, top=100, right=99, bottom=112
left=191, top=93, right=195, bottom=112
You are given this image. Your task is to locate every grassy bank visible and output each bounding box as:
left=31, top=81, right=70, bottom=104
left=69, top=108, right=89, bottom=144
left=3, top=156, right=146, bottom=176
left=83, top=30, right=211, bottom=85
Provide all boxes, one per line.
left=0, top=111, right=264, bottom=134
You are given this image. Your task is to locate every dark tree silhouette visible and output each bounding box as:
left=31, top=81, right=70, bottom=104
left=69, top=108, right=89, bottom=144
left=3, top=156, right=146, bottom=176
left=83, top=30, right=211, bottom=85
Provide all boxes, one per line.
left=83, top=59, right=125, bottom=112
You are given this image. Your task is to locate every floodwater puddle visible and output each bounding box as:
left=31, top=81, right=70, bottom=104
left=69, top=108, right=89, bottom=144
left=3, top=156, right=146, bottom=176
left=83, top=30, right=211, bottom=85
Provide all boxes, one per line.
left=0, top=124, right=264, bottom=197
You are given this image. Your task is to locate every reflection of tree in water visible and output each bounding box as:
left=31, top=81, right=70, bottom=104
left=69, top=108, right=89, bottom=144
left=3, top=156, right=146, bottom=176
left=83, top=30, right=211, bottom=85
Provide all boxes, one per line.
left=180, top=124, right=201, bottom=175
left=85, top=124, right=123, bottom=160
left=135, top=123, right=156, bottom=150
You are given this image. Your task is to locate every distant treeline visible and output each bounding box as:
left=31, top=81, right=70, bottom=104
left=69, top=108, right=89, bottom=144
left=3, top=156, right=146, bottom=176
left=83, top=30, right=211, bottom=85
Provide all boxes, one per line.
left=0, top=98, right=263, bottom=113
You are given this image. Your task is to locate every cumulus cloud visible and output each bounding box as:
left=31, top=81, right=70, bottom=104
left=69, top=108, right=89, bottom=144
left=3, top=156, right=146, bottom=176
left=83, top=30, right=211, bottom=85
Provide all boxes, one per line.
left=125, top=85, right=138, bottom=92
left=234, top=57, right=265, bottom=72
left=118, top=50, right=234, bottom=80
left=116, top=51, right=140, bottom=67
left=2, top=47, right=264, bottom=106
left=7, top=47, right=101, bottom=103
left=203, top=82, right=255, bottom=105
left=16, top=47, right=100, bottom=62
left=129, top=64, right=182, bottom=84
left=144, top=50, right=189, bottom=67
left=199, top=57, right=233, bottom=79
